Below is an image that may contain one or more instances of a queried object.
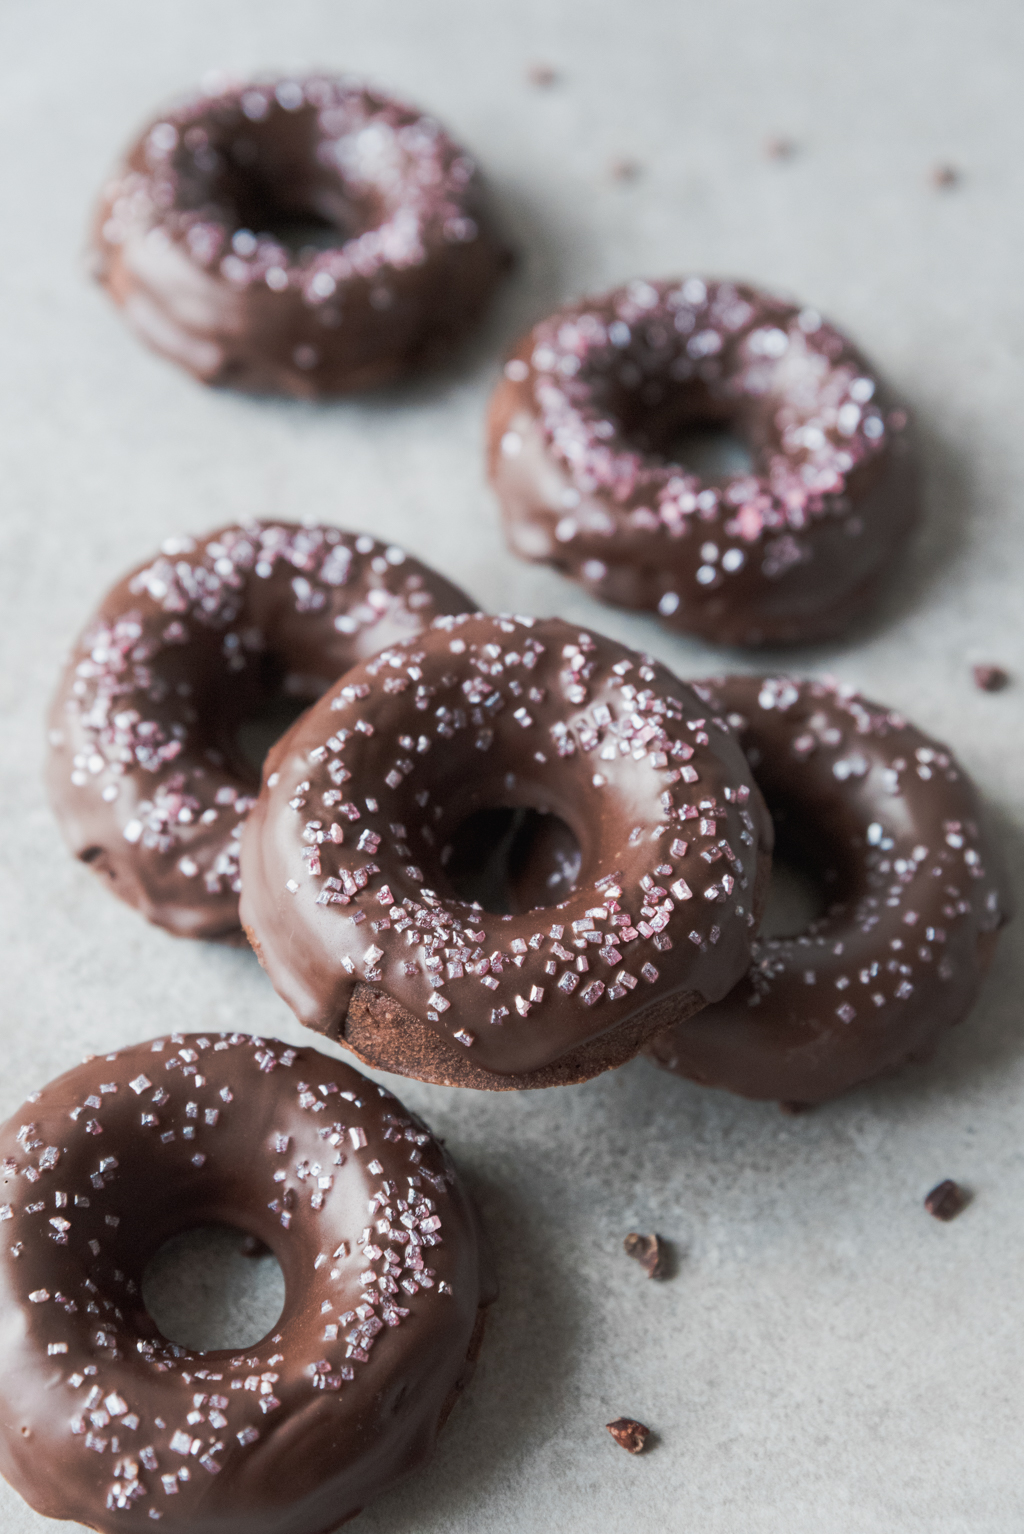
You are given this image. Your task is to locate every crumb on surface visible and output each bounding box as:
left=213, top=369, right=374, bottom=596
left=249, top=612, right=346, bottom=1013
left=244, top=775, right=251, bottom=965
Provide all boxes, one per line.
left=623, top=1231, right=668, bottom=1278
left=972, top=664, right=1009, bottom=692
left=527, top=62, right=558, bottom=87
left=606, top=1417, right=650, bottom=1454
left=924, top=1179, right=970, bottom=1221
left=608, top=156, right=642, bottom=182
left=764, top=135, right=797, bottom=160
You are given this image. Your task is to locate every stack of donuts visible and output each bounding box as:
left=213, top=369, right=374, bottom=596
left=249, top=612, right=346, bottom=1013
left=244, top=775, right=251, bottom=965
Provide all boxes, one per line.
left=45, top=524, right=1008, bottom=1107
left=0, top=68, right=1007, bottom=1534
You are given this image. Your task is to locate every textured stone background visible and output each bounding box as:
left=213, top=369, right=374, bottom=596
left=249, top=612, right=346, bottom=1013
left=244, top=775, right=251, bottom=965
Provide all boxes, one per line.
left=1, top=1, right=1022, bottom=1529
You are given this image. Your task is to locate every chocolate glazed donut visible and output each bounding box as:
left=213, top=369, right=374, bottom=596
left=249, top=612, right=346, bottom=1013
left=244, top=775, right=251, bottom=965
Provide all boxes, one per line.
left=47, top=523, right=473, bottom=941
left=487, top=278, right=918, bottom=646
left=646, top=676, right=1011, bottom=1104
left=240, top=615, right=773, bottom=1090
left=0, top=1033, right=493, bottom=1534
left=93, top=75, right=509, bottom=396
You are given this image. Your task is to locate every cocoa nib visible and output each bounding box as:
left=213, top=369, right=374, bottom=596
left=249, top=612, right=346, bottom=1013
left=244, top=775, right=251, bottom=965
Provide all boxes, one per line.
left=924, top=1179, right=970, bottom=1221
left=972, top=664, right=1010, bottom=692
left=606, top=1417, right=650, bottom=1454
left=623, top=1231, right=667, bottom=1279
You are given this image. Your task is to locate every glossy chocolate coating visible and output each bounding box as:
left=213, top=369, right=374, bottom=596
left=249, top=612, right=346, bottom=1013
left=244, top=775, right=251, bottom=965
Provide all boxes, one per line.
left=0, top=1034, right=492, bottom=1533
left=646, top=676, right=1011, bottom=1103
left=240, top=615, right=773, bottom=1089
left=93, top=76, right=509, bottom=397
left=487, top=278, right=918, bottom=647
left=47, top=524, right=474, bottom=941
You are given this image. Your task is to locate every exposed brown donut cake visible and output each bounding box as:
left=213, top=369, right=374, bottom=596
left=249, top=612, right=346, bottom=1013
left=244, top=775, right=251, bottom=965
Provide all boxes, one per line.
left=646, top=675, right=1011, bottom=1104
left=0, top=1033, right=492, bottom=1533
left=47, top=523, right=473, bottom=941
left=239, top=614, right=773, bottom=1089
left=93, top=75, right=509, bottom=396
left=487, top=278, right=918, bottom=646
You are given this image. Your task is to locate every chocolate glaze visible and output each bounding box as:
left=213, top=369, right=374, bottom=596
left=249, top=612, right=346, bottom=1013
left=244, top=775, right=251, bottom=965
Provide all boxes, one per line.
left=0, top=1034, right=493, bottom=1533
left=239, top=615, right=772, bottom=1089
left=646, top=676, right=1011, bottom=1103
left=93, top=75, right=509, bottom=397
left=487, top=278, right=918, bottom=647
left=47, top=524, right=473, bottom=941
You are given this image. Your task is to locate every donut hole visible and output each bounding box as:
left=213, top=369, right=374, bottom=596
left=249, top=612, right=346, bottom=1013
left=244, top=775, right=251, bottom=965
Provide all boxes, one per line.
left=575, top=327, right=767, bottom=484
left=223, top=653, right=333, bottom=780
left=758, top=805, right=840, bottom=938
left=142, top=1224, right=285, bottom=1352
left=443, top=805, right=582, bottom=914
left=381, top=731, right=603, bottom=921
left=234, top=690, right=319, bottom=780
left=241, top=206, right=344, bottom=257
left=221, top=164, right=357, bottom=258
left=175, top=106, right=378, bottom=259
left=761, top=851, right=830, bottom=938
left=658, top=421, right=755, bottom=483
left=614, top=383, right=758, bottom=482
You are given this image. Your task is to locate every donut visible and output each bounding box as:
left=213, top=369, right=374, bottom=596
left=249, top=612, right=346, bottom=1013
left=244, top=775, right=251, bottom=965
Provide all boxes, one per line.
left=645, top=675, right=1011, bottom=1104
left=0, top=1032, right=492, bottom=1532
left=47, top=523, right=473, bottom=942
left=239, top=614, right=773, bottom=1090
left=92, top=75, right=509, bottom=397
left=487, top=278, right=918, bottom=647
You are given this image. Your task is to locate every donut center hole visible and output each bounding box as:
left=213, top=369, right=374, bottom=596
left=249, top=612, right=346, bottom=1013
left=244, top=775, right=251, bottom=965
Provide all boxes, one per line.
left=221, top=127, right=367, bottom=253
left=142, top=1225, right=285, bottom=1352
left=177, top=110, right=372, bottom=257
left=229, top=659, right=333, bottom=780
left=443, top=806, right=582, bottom=914
left=659, top=421, right=755, bottom=483
left=759, top=804, right=838, bottom=943
left=607, top=374, right=757, bottom=483
left=621, top=405, right=756, bottom=483
left=234, top=693, right=317, bottom=780
left=229, top=196, right=352, bottom=257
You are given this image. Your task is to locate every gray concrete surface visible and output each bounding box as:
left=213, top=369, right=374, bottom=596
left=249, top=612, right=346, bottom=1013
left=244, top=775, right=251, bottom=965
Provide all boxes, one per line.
left=1, top=1, right=1022, bottom=1528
